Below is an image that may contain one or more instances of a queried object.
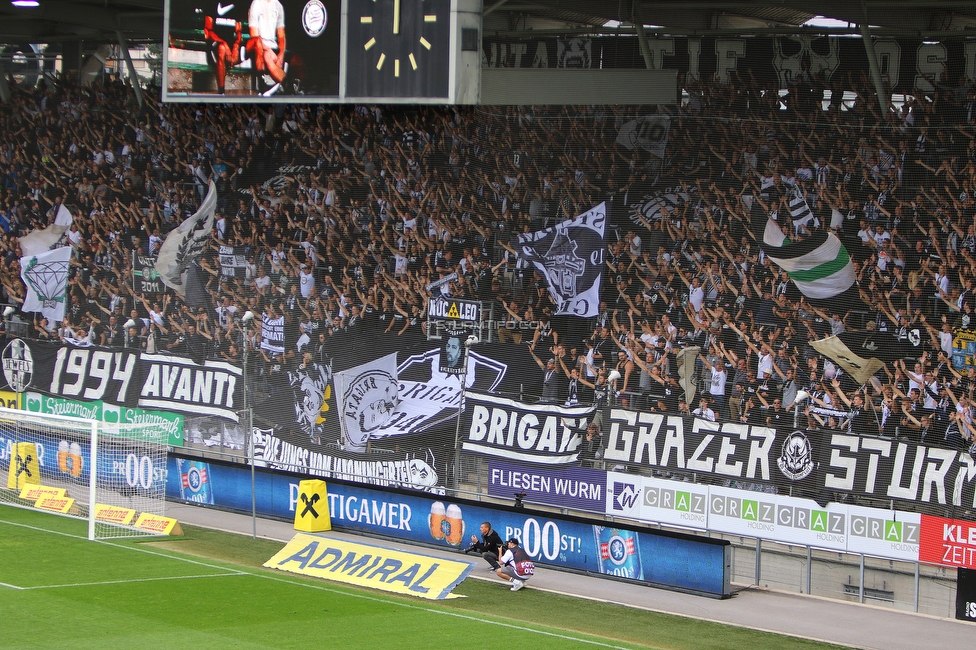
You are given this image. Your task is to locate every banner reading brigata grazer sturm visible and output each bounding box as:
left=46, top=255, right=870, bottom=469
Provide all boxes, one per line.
left=460, top=392, right=595, bottom=465
left=513, top=203, right=606, bottom=318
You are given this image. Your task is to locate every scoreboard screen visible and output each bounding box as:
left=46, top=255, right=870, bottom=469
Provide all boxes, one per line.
left=163, top=0, right=341, bottom=101
left=163, top=0, right=466, bottom=103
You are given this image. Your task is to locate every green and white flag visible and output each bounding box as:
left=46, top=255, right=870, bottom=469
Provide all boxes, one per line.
left=20, top=246, right=72, bottom=323
left=760, top=217, right=856, bottom=303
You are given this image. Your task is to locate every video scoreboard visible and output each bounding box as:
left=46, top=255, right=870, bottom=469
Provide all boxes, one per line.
left=163, top=0, right=478, bottom=103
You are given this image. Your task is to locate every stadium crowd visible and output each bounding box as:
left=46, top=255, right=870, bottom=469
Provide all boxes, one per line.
left=1, top=69, right=976, bottom=450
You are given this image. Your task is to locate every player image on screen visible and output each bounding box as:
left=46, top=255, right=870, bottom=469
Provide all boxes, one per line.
left=246, top=0, right=288, bottom=96
left=203, top=3, right=242, bottom=95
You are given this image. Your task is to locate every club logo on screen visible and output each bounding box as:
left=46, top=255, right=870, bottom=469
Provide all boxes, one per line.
left=302, top=0, right=328, bottom=37
left=1, top=339, right=33, bottom=392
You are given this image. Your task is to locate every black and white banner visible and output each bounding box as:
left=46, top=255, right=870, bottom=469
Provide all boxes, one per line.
left=138, top=354, right=243, bottom=421
left=427, top=296, right=481, bottom=322
left=483, top=35, right=973, bottom=97
left=460, top=392, right=596, bottom=465
left=132, top=253, right=163, bottom=294
left=819, top=433, right=976, bottom=509
left=156, top=181, right=216, bottom=297
left=332, top=353, right=399, bottom=451
left=602, top=410, right=822, bottom=490
left=261, top=314, right=285, bottom=354
left=0, top=339, right=244, bottom=422
left=250, top=427, right=442, bottom=492
left=218, top=245, right=248, bottom=279
left=615, top=116, right=670, bottom=158
left=513, top=203, right=607, bottom=318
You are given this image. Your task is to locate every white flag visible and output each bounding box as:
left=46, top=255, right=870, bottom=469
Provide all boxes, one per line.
left=20, top=246, right=72, bottom=323
left=19, top=203, right=73, bottom=258
left=615, top=116, right=671, bottom=158
left=332, top=353, right=400, bottom=450
left=156, top=181, right=216, bottom=296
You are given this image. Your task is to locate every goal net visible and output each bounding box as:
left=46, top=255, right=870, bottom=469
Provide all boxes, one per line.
left=0, top=406, right=168, bottom=540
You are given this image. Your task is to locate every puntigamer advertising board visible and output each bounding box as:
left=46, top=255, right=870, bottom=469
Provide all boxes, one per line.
left=167, top=452, right=731, bottom=597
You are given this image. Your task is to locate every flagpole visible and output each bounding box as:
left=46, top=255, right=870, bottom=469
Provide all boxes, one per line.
left=452, top=335, right=477, bottom=494
left=242, top=310, right=256, bottom=538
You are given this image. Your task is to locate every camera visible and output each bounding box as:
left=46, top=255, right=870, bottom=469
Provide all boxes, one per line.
left=513, top=490, right=527, bottom=509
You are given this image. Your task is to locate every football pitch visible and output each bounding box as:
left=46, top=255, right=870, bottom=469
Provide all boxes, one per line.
left=0, top=505, right=846, bottom=650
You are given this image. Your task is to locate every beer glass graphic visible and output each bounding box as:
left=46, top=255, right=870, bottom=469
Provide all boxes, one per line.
left=429, top=501, right=447, bottom=540
left=445, top=504, right=464, bottom=546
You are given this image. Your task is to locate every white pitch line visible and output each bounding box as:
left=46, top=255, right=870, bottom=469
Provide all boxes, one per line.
left=22, top=573, right=244, bottom=590
left=0, top=581, right=25, bottom=590
left=240, top=570, right=641, bottom=650
left=0, top=517, right=640, bottom=649
left=0, top=518, right=248, bottom=575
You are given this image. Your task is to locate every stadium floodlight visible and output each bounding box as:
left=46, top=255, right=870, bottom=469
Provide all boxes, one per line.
left=11, top=0, right=40, bottom=7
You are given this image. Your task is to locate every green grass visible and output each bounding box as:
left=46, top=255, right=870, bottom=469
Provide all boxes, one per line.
left=0, top=505, right=848, bottom=650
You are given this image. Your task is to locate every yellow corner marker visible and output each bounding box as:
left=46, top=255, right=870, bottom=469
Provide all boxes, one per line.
left=294, top=479, right=331, bottom=532
left=6, top=442, right=40, bottom=489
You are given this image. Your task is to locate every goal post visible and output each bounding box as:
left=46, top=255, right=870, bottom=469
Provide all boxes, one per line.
left=0, top=406, right=169, bottom=540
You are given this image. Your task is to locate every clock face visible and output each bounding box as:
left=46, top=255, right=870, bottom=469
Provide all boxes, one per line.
left=345, top=0, right=451, bottom=98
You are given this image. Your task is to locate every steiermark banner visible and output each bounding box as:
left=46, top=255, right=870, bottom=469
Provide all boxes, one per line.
left=21, top=392, right=184, bottom=446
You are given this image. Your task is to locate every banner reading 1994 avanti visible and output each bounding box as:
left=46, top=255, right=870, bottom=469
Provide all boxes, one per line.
left=0, top=338, right=243, bottom=422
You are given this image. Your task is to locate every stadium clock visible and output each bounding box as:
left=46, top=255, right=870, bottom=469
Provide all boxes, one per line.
left=345, top=0, right=451, bottom=98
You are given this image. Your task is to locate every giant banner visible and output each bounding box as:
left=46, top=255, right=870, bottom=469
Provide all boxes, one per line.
left=254, top=335, right=541, bottom=489
left=0, top=339, right=243, bottom=422
left=601, top=409, right=976, bottom=510
left=461, top=392, right=596, bottom=465
left=482, top=35, right=976, bottom=96
left=602, top=410, right=823, bottom=491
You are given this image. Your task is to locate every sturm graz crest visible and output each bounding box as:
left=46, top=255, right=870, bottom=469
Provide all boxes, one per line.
left=1, top=339, right=33, bottom=392
left=777, top=430, right=815, bottom=481
left=541, top=227, right=585, bottom=305
left=907, top=328, right=922, bottom=347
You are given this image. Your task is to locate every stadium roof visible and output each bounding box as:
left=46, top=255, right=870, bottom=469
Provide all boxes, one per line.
left=0, top=0, right=974, bottom=45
